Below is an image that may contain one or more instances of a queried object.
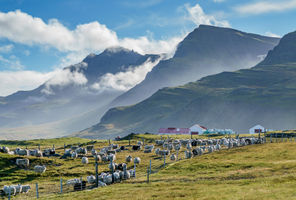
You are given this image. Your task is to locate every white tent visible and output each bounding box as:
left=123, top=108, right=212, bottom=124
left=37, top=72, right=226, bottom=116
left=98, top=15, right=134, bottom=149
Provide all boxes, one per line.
left=249, top=125, right=265, bottom=134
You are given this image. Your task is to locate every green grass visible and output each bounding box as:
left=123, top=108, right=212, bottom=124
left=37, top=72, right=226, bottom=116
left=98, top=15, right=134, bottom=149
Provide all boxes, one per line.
left=1, top=134, right=295, bottom=199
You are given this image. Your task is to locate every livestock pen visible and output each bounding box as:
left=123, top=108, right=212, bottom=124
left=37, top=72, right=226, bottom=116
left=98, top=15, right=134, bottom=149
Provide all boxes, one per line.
left=0, top=133, right=296, bottom=199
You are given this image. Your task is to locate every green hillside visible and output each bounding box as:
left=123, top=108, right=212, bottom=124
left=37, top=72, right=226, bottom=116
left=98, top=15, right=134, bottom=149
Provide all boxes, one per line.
left=79, top=31, right=296, bottom=138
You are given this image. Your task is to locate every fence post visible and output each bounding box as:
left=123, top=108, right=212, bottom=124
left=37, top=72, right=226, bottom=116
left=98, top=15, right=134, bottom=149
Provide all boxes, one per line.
left=8, top=186, right=11, bottom=200
left=108, top=139, right=111, bottom=146
left=95, top=155, right=99, bottom=187
left=111, top=160, right=114, bottom=183
left=36, top=183, right=39, bottom=199
left=164, top=154, right=166, bottom=167
left=134, top=162, right=136, bottom=178
left=149, top=160, right=152, bottom=174
left=60, top=178, right=63, bottom=194
left=270, top=134, right=272, bottom=143
left=147, top=166, right=149, bottom=183
left=142, top=138, right=144, bottom=146
left=281, top=134, right=283, bottom=142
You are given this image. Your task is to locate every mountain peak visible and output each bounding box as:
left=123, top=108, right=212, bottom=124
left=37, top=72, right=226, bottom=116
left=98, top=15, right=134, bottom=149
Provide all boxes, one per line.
left=104, top=46, right=133, bottom=54
left=260, top=31, right=296, bottom=65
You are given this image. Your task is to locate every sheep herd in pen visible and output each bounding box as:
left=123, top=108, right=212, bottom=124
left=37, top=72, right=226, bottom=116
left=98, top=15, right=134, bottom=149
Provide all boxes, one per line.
left=0, top=136, right=265, bottom=197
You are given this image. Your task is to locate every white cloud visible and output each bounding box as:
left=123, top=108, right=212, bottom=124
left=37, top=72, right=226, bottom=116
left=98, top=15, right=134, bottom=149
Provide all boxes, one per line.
left=41, top=62, right=88, bottom=95
left=234, top=0, right=296, bottom=15
left=265, top=31, right=281, bottom=38
left=185, top=3, right=230, bottom=27
left=0, top=44, right=14, bottom=53
left=0, top=70, right=55, bottom=96
left=91, top=57, right=161, bottom=92
left=0, top=54, right=24, bottom=70
left=213, top=0, right=225, bottom=2
left=0, top=10, right=183, bottom=56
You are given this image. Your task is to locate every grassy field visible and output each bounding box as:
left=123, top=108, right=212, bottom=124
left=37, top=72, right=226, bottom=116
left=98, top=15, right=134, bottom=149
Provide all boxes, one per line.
left=1, top=134, right=296, bottom=200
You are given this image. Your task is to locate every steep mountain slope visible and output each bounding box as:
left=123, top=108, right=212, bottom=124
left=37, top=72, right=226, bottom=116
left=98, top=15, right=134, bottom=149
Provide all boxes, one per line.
left=78, top=30, right=296, bottom=139
left=0, top=47, right=159, bottom=138
left=110, top=25, right=280, bottom=107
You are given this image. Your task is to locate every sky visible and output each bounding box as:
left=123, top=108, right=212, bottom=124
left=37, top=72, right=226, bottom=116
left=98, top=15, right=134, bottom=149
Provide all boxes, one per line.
left=0, top=0, right=296, bottom=96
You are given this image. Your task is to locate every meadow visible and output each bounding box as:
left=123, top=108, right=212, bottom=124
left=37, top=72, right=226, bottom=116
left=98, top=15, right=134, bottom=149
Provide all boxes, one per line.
left=1, top=134, right=296, bottom=200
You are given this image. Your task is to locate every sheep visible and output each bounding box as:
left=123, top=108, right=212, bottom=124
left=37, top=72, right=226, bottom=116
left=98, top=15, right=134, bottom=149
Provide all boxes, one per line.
left=115, top=148, right=121, bottom=153
left=108, top=154, right=116, bottom=162
left=103, top=174, right=113, bottom=184
left=98, top=181, right=107, bottom=187
left=29, top=149, right=42, bottom=157
left=163, top=142, right=169, bottom=149
left=155, top=140, right=164, bottom=146
left=113, top=171, right=121, bottom=182
left=132, top=145, right=141, bottom=151
left=10, top=185, right=22, bottom=194
left=120, top=146, right=126, bottom=150
left=144, top=145, right=154, bottom=153
left=3, top=186, right=16, bottom=196
left=21, top=185, right=31, bottom=193
left=76, top=147, right=87, bottom=155
left=181, top=140, right=189, bottom=147
left=1, top=146, right=9, bottom=153
left=186, top=143, right=192, bottom=150
left=134, top=157, right=141, bottom=164
left=43, top=148, right=55, bottom=156
left=67, top=179, right=81, bottom=185
left=34, top=165, right=46, bottom=173
left=15, top=149, right=29, bottom=156
left=215, top=144, right=221, bottom=151
left=109, top=162, right=116, bottom=171
left=207, top=146, right=214, bottom=153
left=126, top=155, right=133, bottom=163
left=107, top=150, right=116, bottom=155
left=129, top=169, right=136, bottom=177
left=117, top=163, right=127, bottom=171
left=173, top=144, right=181, bottom=151
left=191, top=140, right=198, bottom=147
left=155, top=148, right=160, bottom=155
left=185, top=150, right=192, bottom=159
left=170, top=153, right=176, bottom=161
left=71, top=152, right=78, bottom=159
left=87, top=175, right=96, bottom=184
left=111, top=144, right=118, bottom=149
left=137, top=141, right=143, bottom=146
left=120, top=170, right=131, bottom=180
left=192, top=148, right=203, bottom=156
left=159, top=150, right=170, bottom=156
left=91, top=149, right=97, bottom=156
left=167, top=143, right=173, bottom=151
left=86, top=145, right=94, bottom=151
left=16, top=158, right=29, bottom=168
left=82, top=157, right=89, bottom=164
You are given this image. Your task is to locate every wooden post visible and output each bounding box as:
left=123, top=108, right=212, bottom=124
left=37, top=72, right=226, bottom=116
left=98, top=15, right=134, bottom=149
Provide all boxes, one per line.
left=111, top=160, right=114, bottom=183
left=134, top=163, right=136, bottom=178
left=80, top=177, right=83, bottom=191
left=108, top=139, right=111, bottom=145
left=147, top=166, right=149, bottom=183
left=36, top=183, right=39, bottom=199
left=60, top=178, right=63, bottom=194
left=95, top=155, right=99, bottom=187
left=149, top=160, right=152, bottom=174
left=8, top=186, right=11, bottom=200
left=281, top=134, right=283, bottom=142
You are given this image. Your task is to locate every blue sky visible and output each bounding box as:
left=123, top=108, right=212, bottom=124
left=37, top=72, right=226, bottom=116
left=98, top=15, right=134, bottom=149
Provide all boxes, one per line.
left=0, top=0, right=296, bottom=96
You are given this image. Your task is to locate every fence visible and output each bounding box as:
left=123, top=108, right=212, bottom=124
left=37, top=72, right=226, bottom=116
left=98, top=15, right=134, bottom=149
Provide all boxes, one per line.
left=1, top=134, right=296, bottom=199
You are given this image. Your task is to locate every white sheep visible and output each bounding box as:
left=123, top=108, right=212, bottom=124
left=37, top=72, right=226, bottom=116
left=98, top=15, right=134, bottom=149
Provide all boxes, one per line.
left=108, top=154, right=116, bottom=162
left=16, top=149, right=29, bottom=156
left=113, top=172, right=121, bottom=182
left=87, top=175, right=96, bottom=184
left=109, top=162, right=116, bottom=171
left=91, top=149, right=97, bottom=156
left=186, top=142, right=192, bottom=150
left=67, top=179, right=81, bottom=185
left=71, top=152, right=78, bottom=159
left=103, top=174, right=112, bottom=184
left=185, top=150, right=192, bottom=159
left=137, top=141, right=143, bottom=146
left=129, top=169, right=136, bottom=177
left=155, top=148, right=160, bottom=155
left=125, top=155, right=133, bottom=163
left=120, top=171, right=131, bottom=180
left=170, top=154, right=176, bottom=161
left=3, top=186, right=16, bottom=196
left=21, top=185, right=31, bottom=193
left=98, top=181, right=107, bottom=187
left=134, top=157, right=141, bottom=164
left=16, top=158, right=29, bottom=168
left=82, top=157, right=89, bottom=164
left=2, top=146, right=9, bottom=153
left=34, top=165, right=46, bottom=173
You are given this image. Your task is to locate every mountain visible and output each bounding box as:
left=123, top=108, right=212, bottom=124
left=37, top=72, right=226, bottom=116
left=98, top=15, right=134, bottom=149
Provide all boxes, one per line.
left=77, top=30, right=296, bottom=139
left=110, top=25, right=280, bottom=107
left=0, top=47, right=160, bottom=139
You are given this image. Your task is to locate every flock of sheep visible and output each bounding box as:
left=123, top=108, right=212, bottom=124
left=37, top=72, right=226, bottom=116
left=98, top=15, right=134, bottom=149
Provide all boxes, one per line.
left=0, top=136, right=265, bottom=197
